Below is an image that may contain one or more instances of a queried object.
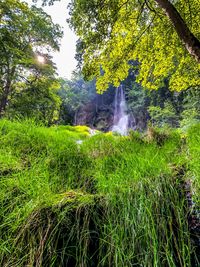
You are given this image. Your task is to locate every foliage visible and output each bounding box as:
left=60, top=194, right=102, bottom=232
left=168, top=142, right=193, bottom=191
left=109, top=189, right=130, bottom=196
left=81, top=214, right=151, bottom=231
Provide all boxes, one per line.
left=67, top=0, right=200, bottom=92
left=58, top=72, right=96, bottom=124
left=148, top=101, right=178, bottom=127
left=120, top=65, right=149, bottom=129
left=0, top=0, right=63, bottom=115
left=187, top=124, right=200, bottom=206
left=180, top=108, right=199, bottom=131
left=57, top=69, right=199, bottom=130
left=6, top=77, right=61, bottom=125
left=0, top=119, right=199, bottom=266
left=126, top=82, right=147, bottom=116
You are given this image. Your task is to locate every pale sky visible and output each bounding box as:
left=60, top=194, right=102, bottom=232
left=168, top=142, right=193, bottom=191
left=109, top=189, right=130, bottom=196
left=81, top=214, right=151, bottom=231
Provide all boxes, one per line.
left=25, top=0, right=77, bottom=79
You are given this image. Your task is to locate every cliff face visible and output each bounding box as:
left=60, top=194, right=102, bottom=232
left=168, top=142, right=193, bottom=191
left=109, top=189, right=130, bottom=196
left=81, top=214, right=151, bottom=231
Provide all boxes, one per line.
left=75, top=87, right=115, bottom=131
left=75, top=86, right=148, bottom=132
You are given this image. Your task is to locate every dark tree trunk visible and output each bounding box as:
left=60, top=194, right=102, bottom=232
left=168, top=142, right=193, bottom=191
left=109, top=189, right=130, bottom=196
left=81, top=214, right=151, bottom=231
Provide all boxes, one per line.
left=0, top=81, right=11, bottom=117
left=154, top=0, right=200, bottom=63
left=74, top=109, right=78, bottom=125
left=0, top=66, right=15, bottom=117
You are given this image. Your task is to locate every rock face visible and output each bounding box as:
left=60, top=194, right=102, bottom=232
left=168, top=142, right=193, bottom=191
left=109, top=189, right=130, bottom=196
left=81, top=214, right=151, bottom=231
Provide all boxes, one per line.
left=74, top=86, right=146, bottom=132
left=75, top=87, right=115, bottom=131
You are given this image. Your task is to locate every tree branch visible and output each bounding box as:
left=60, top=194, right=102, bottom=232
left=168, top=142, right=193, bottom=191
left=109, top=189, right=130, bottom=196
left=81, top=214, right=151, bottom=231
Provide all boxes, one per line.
left=154, top=0, right=200, bottom=63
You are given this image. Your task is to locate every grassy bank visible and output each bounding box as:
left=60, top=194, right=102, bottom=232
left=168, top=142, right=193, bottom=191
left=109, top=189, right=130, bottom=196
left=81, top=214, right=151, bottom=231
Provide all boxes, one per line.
left=0, top=120, right=199, bottom=266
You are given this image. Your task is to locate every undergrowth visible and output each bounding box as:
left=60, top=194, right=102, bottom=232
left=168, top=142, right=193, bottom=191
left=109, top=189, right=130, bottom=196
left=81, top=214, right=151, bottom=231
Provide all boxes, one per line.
left=0, top=119, right=199, bottom=266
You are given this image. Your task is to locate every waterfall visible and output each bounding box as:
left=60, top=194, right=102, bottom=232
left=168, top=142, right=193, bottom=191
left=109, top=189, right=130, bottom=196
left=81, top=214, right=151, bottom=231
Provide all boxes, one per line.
left=112, top=85, right=129, bottom=135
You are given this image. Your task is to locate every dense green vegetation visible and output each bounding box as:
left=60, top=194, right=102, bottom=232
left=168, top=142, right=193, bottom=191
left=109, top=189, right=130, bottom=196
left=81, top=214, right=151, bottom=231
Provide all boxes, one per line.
left=67, top=0, right=200, bottom=92
left=0, top=0, right=62, bottom=121
left=1, top=1, right=200, bottom=130
left=1, top=0, right=200, bottom=266
left=57, top=70, right=200, bottom=131
left=0, top=119, right=199, bottom=266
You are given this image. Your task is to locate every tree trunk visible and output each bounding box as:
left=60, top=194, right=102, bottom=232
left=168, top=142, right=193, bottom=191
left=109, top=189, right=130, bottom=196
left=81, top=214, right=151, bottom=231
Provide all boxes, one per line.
left=74, top=109, right=78, bottom=125
left=0, top=81, right=11, bottom=117
left=0, top=66, right=15, bottom=117
left=154, top=0, right=200, bottom=63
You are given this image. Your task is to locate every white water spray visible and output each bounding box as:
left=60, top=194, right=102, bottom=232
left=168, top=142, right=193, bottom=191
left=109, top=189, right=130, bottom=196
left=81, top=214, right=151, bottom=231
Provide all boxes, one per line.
left=112, top=85, right=129, bottom=135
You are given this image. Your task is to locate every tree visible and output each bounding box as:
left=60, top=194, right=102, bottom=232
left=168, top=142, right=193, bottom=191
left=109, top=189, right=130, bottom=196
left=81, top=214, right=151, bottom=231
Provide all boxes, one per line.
left=7, top=77, right=61, bottom=125
left=148, top=101, right=178, bottom=127
left=57, top=72, right=96, bottom=124
left=154, top=0, right=200, bottom=63
left=0, top=0, right=63, bottom=116
left=65, top=0, right=200, bottom=92
left=180, top=86, right=200, bottom=130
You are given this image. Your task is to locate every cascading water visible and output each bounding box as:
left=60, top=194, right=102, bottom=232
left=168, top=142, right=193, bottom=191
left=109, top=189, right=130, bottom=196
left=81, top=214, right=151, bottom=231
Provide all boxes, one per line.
left=112, top=85, right=129, bottom=135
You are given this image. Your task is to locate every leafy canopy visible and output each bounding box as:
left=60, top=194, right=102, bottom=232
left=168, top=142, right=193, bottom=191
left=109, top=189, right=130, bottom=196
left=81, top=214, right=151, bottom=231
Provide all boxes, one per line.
left=67, top=0, right=200, bottom=92
left=0, top=0, right=63, bottom=116
left=0, top=0, right=62, bottom=63
left=7, top=77, right=61, bottom=124
left=0, top=0, right=63, bottom=86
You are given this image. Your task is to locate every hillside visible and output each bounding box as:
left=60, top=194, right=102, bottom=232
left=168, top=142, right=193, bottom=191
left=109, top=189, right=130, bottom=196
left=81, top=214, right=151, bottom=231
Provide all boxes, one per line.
left=0, top=120, right=199, bottom=266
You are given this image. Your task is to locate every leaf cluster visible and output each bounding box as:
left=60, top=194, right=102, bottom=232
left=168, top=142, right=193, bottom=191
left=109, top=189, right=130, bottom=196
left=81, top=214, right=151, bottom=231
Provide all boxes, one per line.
left=68, top=0, right=200, bottom=92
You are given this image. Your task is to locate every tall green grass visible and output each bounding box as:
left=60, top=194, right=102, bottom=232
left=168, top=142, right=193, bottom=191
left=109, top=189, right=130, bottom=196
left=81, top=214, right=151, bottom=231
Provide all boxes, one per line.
left=0, top=119, right=199, bottom=266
